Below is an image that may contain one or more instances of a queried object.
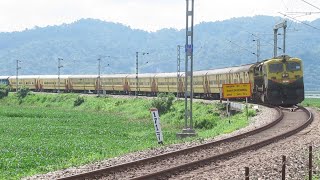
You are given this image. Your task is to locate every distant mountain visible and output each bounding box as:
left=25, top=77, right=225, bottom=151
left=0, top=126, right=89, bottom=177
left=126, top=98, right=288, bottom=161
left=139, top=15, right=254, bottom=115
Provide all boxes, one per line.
left=0, top=16, right=319, bottom=89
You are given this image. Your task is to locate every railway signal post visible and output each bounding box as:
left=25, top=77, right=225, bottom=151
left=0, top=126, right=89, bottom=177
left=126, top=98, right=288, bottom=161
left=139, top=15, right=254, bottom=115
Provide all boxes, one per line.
left=177, top=0, right=197, bottom=138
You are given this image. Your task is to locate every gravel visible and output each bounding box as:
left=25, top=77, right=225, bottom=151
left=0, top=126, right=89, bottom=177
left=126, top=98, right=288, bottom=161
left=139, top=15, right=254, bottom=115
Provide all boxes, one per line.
left=99, top=107, right=306, bottom=179
left=172, top=108, right=320, bottom=179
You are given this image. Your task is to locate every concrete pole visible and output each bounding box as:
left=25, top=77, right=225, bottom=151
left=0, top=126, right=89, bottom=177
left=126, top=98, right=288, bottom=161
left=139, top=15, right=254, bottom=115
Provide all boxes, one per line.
left=136, top=52, right=138, bottom=97
left=16, top=60, right=21, bottom=92
left=98, top=58, right=101, bottom=96
left=58, top=58, right=63, bottom=93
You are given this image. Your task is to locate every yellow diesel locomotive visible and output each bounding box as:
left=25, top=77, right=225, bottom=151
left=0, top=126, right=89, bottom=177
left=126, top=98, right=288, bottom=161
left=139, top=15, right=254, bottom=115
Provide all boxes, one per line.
left=2, top=55, right=304, bottom=105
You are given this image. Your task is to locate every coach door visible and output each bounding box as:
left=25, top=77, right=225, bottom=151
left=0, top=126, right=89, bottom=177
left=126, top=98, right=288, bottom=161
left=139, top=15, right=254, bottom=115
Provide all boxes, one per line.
left=204, top=73, right=210, bottom=94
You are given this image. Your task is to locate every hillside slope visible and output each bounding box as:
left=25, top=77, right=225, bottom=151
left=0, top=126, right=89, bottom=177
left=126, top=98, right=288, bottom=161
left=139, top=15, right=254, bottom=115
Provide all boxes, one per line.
left=0, top=16, right=319, bottom=89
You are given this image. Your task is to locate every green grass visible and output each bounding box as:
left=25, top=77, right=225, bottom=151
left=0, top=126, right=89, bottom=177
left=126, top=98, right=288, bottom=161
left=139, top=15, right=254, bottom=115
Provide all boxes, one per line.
left=0, top=93, right=252, bottom=179
left=301, top=98, right=320, bottom=109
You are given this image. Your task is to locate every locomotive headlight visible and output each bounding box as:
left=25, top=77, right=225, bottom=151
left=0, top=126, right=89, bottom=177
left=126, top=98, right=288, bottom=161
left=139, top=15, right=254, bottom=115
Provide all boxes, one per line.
left=282, top=73, right=289, bottom=78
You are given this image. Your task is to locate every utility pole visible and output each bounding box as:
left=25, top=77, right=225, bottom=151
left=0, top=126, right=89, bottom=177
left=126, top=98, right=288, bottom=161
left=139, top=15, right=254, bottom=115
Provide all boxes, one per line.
left=177, top=0, right=196, bottom=138
left=253, top=39, right=260, bottom=62
left=97, top=55, right=111, bottom=96
left=135, top=52, right=149, bottom=97
left=16, top=60, right=21, bottom=92
left=177, top=45, right=183, bottom=99
left=58, top=58, right=63, bottom=93
left=274, top=20, right=287, bottom=57
left=97, top=58, right=101, bottom=97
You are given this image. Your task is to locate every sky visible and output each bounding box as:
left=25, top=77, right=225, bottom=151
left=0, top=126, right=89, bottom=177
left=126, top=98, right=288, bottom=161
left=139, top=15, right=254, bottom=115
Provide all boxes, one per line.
left=0, top=0, right=319, bottom=32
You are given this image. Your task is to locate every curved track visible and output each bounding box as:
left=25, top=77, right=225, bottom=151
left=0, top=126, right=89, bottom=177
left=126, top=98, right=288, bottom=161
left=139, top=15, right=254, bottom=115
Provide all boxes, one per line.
left=58, top=106, right=313, bottom=180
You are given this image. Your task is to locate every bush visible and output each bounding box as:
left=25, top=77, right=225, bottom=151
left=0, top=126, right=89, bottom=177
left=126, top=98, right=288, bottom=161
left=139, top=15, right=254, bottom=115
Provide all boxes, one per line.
left=195, top=119, right=217, bottom=129
left=0, top=85, right=9, bottom=99
left=74, top=96, right=85, bottom=107
left=215, top=102, right=226, bottom=111
left=151, top=93, right=175, bottom=114
left=17, top=87, right=30, bottom=99
left=247, top=109, right=256, bottom=117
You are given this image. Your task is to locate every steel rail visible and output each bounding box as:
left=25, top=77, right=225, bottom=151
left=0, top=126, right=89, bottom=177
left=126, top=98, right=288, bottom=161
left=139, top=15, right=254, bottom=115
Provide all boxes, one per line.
left=59, top=105, right=283, bottom=180
left=131, top=106, right=313, bottom=180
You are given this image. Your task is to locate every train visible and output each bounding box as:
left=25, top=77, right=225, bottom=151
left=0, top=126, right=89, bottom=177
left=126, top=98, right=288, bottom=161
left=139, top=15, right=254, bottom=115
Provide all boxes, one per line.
left=0, top=55, right=304, bottom=105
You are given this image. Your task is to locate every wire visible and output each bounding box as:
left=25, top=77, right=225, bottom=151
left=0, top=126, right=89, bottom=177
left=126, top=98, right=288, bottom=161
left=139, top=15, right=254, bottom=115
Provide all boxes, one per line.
left=300, top=0, right=320, bottom=11
left=243, top=31, right=282, bottom=49
left=286, top=11, right=320, bottom=15
left=278, top=12, right=320, bottom=31
left=226, top=40, right=257, bottom=57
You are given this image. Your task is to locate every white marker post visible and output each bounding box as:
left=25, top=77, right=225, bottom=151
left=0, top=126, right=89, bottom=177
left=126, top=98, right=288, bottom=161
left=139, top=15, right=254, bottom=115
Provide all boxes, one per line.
left=150, top=108, right=163, bottom=144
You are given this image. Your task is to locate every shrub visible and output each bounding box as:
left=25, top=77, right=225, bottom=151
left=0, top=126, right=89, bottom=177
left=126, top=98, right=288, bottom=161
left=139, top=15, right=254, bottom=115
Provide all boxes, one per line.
left=247, top=109, right=256, bottom=117
left=74, top=96, right=85, bottom=107
left=151, top=93, right=175, bottom=114
left=115, top=99, right=127, bottom=106
left=215, top=102, right=226, bottom=111
left=17, top=87, right=30, bottom=99
left=0, top=85, right=9, bottom=99
left=195, top=119, right=217, bottom=129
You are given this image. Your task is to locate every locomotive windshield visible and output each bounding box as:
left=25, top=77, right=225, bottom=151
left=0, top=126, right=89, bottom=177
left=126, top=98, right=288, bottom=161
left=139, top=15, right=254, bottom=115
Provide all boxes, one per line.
left=0, top=79, right=8, bottom=85
left=269, top=63, right=283, bottom=73
left=286, top=62, right=301, bottom=71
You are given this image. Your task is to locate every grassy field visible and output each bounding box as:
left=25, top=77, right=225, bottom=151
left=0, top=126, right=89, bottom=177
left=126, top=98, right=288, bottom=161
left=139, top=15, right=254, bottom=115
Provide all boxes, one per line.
left=0, top=93, right=253, bottom=179
left=302, top=98, right=320, bottom=108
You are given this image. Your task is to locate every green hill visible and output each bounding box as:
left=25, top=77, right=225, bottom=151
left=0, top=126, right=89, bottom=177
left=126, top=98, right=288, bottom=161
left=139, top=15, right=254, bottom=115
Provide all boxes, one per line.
left=0, top=16, right=319, bottom=89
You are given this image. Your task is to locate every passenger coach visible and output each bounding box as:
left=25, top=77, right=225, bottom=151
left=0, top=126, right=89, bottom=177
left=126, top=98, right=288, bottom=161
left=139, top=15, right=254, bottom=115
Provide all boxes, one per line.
left=3, top=55, right=304, bottom=106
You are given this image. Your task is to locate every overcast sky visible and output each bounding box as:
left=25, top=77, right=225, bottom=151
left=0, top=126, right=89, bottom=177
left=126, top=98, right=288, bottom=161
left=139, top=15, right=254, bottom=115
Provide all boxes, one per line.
left=0, top=0, right=319, bottom=32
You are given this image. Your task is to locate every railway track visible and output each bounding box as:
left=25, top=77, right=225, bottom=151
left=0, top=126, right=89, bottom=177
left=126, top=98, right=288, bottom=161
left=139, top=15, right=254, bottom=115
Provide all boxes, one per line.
left=58, top=106, right=313, bottom=180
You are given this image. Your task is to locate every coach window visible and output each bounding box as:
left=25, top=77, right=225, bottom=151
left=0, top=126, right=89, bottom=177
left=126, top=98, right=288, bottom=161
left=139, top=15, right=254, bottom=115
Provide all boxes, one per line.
left=269, top=63, right=283, bottom=73
left=286, top=62, right=301, bottom=71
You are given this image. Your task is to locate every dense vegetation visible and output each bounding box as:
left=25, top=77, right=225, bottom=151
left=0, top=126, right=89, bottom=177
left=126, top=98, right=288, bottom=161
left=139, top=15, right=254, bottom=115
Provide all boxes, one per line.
left=0, top=93, right=254, bottom=179
left=0, top=16, right=319, bottom=89
left=0, top=85, right=9, bottom=99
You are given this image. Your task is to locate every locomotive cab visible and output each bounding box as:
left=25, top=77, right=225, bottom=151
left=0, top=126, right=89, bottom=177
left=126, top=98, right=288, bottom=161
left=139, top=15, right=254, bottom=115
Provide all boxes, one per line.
left=0, top=76, right=9, bottom=86
left=264, top=55, right=304, bottom=105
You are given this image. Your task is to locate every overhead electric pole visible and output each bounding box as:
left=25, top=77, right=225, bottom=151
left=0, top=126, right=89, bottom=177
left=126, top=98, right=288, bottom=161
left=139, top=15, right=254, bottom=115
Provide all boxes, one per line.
left=98, top=58, right=101, bottom=97
left=177, top=45, right=184, bottom=98
left=274, top=20, right=287, bottom=57
left=58, top=58, right=63, bottom=93
left=177, top=0, right=196, bottom=137
left=97, top=55, right=111, bottom=96
left=135, top=52, right=149, bottom=97
left=253, top=38, right=260, bottom=62
left=16, top=60, right=21, bottom=92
